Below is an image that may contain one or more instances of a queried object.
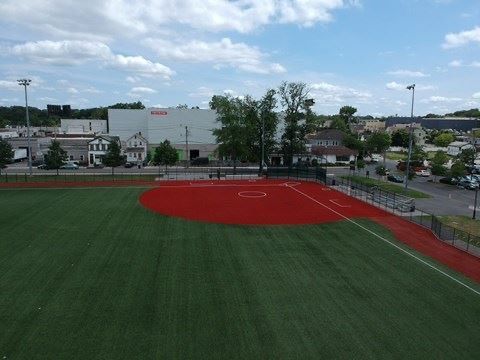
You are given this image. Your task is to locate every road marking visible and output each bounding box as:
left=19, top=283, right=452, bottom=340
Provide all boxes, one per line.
left=329, top=199, right=351, bottom=208
left=287, top=184, right=480, bottom=297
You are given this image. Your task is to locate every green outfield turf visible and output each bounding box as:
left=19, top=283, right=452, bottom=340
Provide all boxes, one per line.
left=0, top=187, right=479, bottom=359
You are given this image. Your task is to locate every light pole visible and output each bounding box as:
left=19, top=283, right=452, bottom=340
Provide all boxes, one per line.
left=404, top=84, right=415, bottom=190
left=17, top=79, right=33, bottom=176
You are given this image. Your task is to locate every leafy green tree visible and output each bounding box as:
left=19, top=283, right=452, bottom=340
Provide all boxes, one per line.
left=410, top=145, right=427, bottom=162
left=339, top=105, right=357, bottom=124
left=45, top=140, right=68, bottom=175
left=278, top=81, right=311, bottom=166
left=103, top=140, right=124, bottom=175
left=366, top=132, right=391, bottom=154
left=433, top=132, right=455, bottom=147
left=329, top=116, right=348, bottom=132
left=210, top=95, right=247, bottom=171
left=450, top=160, right=466, bottom=178
left=458, top=148, right=476, bottom=166
left=391, top=129, right=411, bottom=147
left=430, top=151, right=449, bottom=180
left=0, top=139, right=13, bottom=175
left=153, top=140, right=178, bottom=170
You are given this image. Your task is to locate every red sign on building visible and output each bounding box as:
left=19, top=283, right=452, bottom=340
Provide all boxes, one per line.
left=151, top=110, right=168, bottom=116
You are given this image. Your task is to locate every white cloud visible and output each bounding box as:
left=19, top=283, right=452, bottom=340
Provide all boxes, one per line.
left=447, top=59, right=480, bottom=68
left=420, top=96, right=463, bottom=104
left=310, top=81, right=372, bottom=105
left=144, top=37, right=285, bottom=75
left=9, top=40, right=174, bottom=78
left=130, top=87, right=157, bottom=94
left=385, top=81, right=405, bottom=91
left=473, top=92, right=480, bottom=99
left=385, top=82, right=435, bottom=91
left=387, top=69, right=429, bottom=78
left=448, top=60, right=463, bottom=67
left=38, top=96, right=57, bottom=102
left=0, top=1, right=357, bottom=37
left=188, top=86, right=215, bottom=98
left=443, top=26, right=480, bottom=49
left=0, top=80, right=21, bottom=91
left=67, top=87, right=79, bottom=94
left=11, top=40, right=111, bottom=65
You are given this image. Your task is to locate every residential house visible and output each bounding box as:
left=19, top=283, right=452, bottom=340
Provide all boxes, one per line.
left=124, top=132, right=148, bottom=163
left=87, top=135, right=120, bottom=166
left=304, top=129, right=357, bottom=164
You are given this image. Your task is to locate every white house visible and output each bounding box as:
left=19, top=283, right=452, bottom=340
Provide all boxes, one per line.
left=447, top=141, right=474, bottom=156
left=124, top=132, right=148, bottom=163
left=87, top=135, right=120, bottom=166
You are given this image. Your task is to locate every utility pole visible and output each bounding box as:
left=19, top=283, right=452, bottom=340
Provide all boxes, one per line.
left=185, top=125, right=189, bottom=167
left=405, top=84, right=415, bottom=190
left=18, top=79, right=32, bottom=176
left=260, top=113, right=265, bottom=173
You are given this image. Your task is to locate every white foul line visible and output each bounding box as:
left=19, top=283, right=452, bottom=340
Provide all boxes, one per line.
left=329, top=199, right=351, bottom=208
left=287, top=184, right=480, bottom=296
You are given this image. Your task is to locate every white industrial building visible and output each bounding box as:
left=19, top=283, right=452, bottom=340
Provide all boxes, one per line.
left=108, top=108, right=218, bottom=161
left=60, top=119, right=108, bottom=134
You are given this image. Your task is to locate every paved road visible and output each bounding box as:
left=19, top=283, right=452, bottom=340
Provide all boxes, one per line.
left=328, top=161, right=479, bottom=218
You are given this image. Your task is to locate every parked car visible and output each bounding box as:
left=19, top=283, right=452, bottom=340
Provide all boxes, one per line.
left=387, top=174, right=404, bottom=183
left=439, top=177, right=458, bottom=185
left=37, top=164, right=50, bottom=170
left=415, top=169, right=431, bottom=177
left=124, top=162, right=134, bottom=168
left=457, top=178, right=479, bottom=190
left=93, top=163, right=105, bottom=168
left=60, top=163, right=79, bottom=170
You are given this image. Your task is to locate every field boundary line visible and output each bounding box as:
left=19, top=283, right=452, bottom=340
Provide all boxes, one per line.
left=288, top=184, right=480, bottom=296
left=0, top=186, right=154, bottom=191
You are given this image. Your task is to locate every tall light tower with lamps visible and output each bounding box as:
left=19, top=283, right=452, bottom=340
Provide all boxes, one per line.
left=17, top=78, right=33, bottom=176
left=404, top=84, right=415, bottom=190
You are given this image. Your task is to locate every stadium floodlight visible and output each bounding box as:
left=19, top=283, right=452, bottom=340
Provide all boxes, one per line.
left=404, top=84, right=415, bottom=190
left=17, top=79, right=33, bottom=176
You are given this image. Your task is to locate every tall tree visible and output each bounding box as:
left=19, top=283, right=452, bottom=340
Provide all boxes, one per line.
left=153, top=140, right=178, bottom=170
left=0, top=139, right=13, bottom=175
left=278, top=81, right=310, bottom=166
left=458, top=148, right=476, bottom=166
left=433, top=132, right=455, bottom=147
left=210, top=95, right=247, bottom=171
left=391, top=129, right=411, bottom=147
left=339, top=106, right=357, bottom=125
left=450, top=160, right=466, bottom=178
left=366, top=132, right=391, bottom=154
left=430, top=150, right=449, bottom=181
left=103, top=140, right=123, bottom=175
left=45, top=140, right=68, bottom=175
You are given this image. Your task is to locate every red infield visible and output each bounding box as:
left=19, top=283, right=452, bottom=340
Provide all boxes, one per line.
left=140, top=179, right=480, bottom=283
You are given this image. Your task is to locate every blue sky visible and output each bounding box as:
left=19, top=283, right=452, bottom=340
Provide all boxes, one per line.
left=0, top=0, right=479, bottom=116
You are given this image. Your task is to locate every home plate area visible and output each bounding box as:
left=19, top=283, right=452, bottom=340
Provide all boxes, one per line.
left=139, top=179, right=387, bottom=225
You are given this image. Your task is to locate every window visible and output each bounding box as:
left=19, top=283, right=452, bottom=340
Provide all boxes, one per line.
left=80, top=155, right=84, bottom=161
left=138, top=153, right=142, bottom=160
left=134, top=153, right=137, bottom=158
left=95, top=144, right=99, bottom=151
left=139, top=142, right=142, bottom=146
left=69, top=155, right=74, bottom=160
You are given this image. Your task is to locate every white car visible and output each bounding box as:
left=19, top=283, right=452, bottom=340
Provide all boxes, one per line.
left=415, top=169, right=431, bottom=177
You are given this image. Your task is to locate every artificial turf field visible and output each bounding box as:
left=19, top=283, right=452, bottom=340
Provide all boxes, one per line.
left=1, top=186, right=479, bottom=359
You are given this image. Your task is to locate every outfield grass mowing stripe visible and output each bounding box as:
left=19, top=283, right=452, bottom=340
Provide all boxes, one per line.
left=287, top=184, right=480, bottom=296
